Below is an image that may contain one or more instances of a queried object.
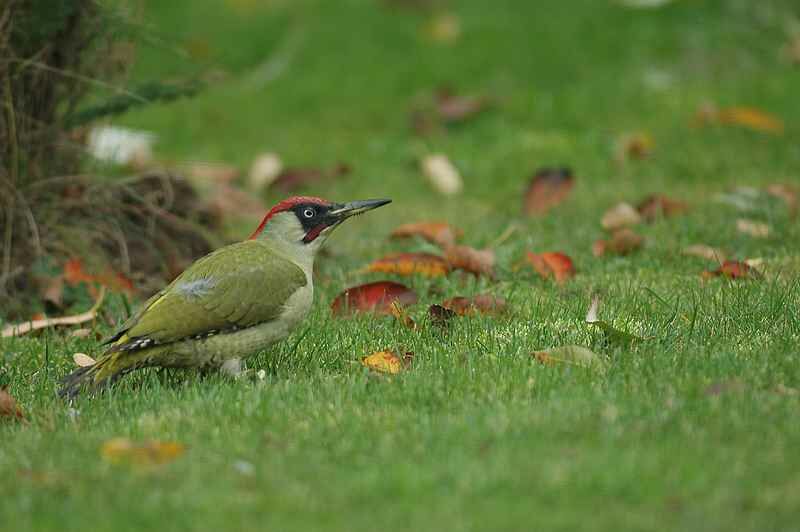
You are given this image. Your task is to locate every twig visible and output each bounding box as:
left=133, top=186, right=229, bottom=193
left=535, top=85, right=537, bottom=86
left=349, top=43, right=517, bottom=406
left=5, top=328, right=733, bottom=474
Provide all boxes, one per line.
left=2, top=287, right=106, bottom=338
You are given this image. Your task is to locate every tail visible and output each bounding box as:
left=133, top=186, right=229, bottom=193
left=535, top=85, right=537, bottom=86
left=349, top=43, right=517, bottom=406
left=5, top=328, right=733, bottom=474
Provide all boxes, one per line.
left=58, top=353, right=126, bottom=399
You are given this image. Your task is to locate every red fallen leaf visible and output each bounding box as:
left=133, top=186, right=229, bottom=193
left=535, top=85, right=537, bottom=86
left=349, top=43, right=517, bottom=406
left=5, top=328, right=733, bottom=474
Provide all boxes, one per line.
left=523, top=167, right=574, bottom=216
left=593, top=229, right=643, bottom=257
left=526, top=252, right=575, bottom=283
left=63, top=259, right=134, bottom=295
left=390, top=221, right=461, bottom=249
left=365, top=252, right=450, bottom=277
left=702, top=260, right=760, bottom=280
left=273, top=163, right=350, bottom=192
left=331, top=281, right=418, bottom=316
left=445, top=245, right=495, bottom=277
left=442, top=294, right=506, bottom=316
left=0, top=388, right=24, bottom=421
left=428, top=304, right=457, bottom=327
left=637, top=195, right=688, bottom=221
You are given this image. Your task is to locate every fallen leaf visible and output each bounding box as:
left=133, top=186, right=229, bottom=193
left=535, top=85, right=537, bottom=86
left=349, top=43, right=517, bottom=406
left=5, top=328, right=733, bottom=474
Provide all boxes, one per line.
left=331, top=281, right=418, bottom=316
left=601, top=202, right=642, bottom=230
left=39, top=275, right=64, bottom=308
left=100, top=438, right=186, bottom=466
left=532, top=346, right=607, bottom=372
left=272, top=163, right=350, bottom=192
left=523, top=167, right=574, bottom=216
left=702, top=260, right=760, bottom=280
left=421, top=154, right=463, bottom=196
left=593, top=229, right=643, bottom=256
left=365, top=252, right=450, bottom=277
left=614, top=132, right=654, bottom=162
left=424, top=12, right=461, bottom=44
left=695, top=104, right=784, bottom=135
left=428, top=304, right=456, bottom=327
left=637, top=195, right=688, bottom=221
left=585, top=295, right=645, bottom=346
left=182, top=162, right=240, bottom=185
left=0, top=388, right=24, bottom=421
left=526, top=252, right=575, bottom=283
left=766, top=183, right=797, bottom=216
left=442, top=294, right=506, bottom=316
left=436, top=88, right=489, bottom=123
left=682, top=244, right=726, bottom=263
left=2, top=288, right=105, bottom=337
left=73, top=353, right=96, bottom=367
left=445, top=245, right=495, bottom=277
left=247, top=152, right=283, bottom=191
left=63, top=259, right=134, bottom=295
left=390, top=301, right=417, bottom=330
left=736, top=218, right=770, bottom=238
left=361, top=351, right=408, bottom=374
left=207, top=183, right=266, bottom=223
left=391, top=221, right=461, bottom=248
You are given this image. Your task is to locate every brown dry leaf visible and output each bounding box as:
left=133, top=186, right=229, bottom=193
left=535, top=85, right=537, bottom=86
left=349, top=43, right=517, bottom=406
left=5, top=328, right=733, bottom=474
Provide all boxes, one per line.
left=428, top=304, right=457, bottom=328
left=436, top=89, right=489, bottom=123
left=365, top=252, right=450, bottom=277
left=63, top=259, right=134, bottom=296
left=532, top=346, right=607, bottom=373
left=421, top=154, right=463, bottom=196
left=361, top=351, right=408, bottom=375
left=271, top=163, right=350, bottom=192
left=601, top=202, right=642, bottom=230
left=39, top=275, right=65, bottom=308
left=526, top=252, right=575, bottom=284
left=391, top=221, right=461, bottom=249
left=331, top=281, right=418, bottom=316
left=73, top=353, right=96, bottom=367
left=390, top=301, right=417, bottom=330
left=766, top=184, right=797, bottom=216
left=523, top=167, right=574, bottom=216
left=682, top=244, right=726, bottom=263
left=442, top=294, right=506, bottom=316
left=702, top=260, right=760, bottom=280
left=637, top=195, right=688, bottom=221
left=445, top=245, right=495, bottom=277
left=0, top=388, right=24, bottom=422
left=182, top=162, right=240, bottom=185
left=593, top=229, right=643, bottom=257
left=736, top=219, right=770, bottom=238
left=615, top=132, right=654, bottom=162
left=695, top=104, right=784, bottom=135
left=101, top=438, right=186, bottom=466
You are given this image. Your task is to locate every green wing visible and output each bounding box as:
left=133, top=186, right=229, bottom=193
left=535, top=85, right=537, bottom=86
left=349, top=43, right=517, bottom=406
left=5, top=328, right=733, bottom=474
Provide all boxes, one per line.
left=105, top=241, right=307, bottom=352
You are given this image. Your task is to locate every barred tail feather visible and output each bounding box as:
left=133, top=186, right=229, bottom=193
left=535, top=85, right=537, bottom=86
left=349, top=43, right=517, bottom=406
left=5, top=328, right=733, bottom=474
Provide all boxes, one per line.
left=58, top=353, right=125, bottom=399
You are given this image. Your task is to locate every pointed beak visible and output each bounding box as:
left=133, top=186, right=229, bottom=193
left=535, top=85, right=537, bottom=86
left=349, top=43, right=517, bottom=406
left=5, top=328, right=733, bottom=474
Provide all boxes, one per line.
left=329, top=198, right=391, bottom=222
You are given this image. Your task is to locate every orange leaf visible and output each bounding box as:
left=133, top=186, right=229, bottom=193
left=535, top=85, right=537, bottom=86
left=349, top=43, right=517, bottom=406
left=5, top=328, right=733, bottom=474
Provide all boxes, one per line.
left=696, top=105, right=784, bottom=135
left=331, top=281, right=418, bottom=316
left=702, top=260, right=760, bottom=280
left=614, top=132, right=654, bottom=162
left=361, top=351, right=407, bottom=374
left=445, top=245, right=495, bottom=277
left=526, top=252, right=575, bottom=283
left=391, top=221, right=461, bottom=249
left=523, top=167, right=574, bottom=216
left=101, top=438, right=186, bottom=466
left=63, top=259, right=134, bottom=295
left=593, top=229, right=643, bottom=257
left=636, top=195, right=688, bottom=221
left=442, top=294, right=506, bottom=316
left=365, top=252, right=450, bottom=277
left=0, top=388, right=24, bottom=422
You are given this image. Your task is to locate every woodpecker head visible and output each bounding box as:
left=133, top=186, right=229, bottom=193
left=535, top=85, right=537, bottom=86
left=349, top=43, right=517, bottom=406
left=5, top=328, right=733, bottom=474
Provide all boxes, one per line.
left=249, top=196, right=391, bottom=257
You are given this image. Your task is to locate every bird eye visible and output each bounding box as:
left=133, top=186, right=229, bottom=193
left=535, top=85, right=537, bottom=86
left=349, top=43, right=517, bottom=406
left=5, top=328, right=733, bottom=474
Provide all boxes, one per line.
left=303, top=208, right=315, bottom=218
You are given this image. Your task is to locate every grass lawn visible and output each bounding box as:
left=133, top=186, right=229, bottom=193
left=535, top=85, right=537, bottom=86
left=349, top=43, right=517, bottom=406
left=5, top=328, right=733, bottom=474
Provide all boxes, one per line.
left=3, top=0, right=800, bottom=530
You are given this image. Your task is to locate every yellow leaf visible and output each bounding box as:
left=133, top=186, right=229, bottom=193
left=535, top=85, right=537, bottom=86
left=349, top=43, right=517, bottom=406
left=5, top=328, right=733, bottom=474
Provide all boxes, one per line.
left=101, top=438, right=186, bottom=466
left=361, top=351, right=405, bottom=375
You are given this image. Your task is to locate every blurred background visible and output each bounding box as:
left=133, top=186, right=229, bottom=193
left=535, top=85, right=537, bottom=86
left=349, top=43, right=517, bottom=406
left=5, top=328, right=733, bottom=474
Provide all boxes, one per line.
left=1, top=0, right=798, bottom=318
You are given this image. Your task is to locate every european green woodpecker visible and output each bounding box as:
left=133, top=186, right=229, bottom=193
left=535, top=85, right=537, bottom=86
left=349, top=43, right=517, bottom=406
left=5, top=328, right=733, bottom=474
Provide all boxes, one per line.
left=59, top=196, right=391, bottom=398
